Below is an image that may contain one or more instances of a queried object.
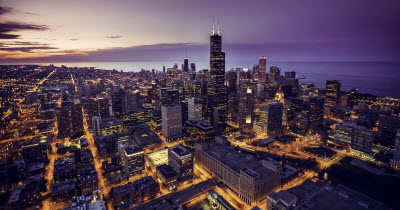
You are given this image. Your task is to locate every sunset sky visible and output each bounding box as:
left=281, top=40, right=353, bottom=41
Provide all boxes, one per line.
left=1, top=0, right=399, bottom=62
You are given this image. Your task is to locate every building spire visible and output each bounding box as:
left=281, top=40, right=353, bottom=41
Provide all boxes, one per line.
left=217, top=18, right=220, bottom=35
left=212, top=17, right=215, bottom=35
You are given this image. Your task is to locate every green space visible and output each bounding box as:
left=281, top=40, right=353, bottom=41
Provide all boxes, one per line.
left=327, top=156, right=400, bottom=208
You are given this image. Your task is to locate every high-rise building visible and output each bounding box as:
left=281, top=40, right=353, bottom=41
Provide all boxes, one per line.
left=269, top=66, right=281, bottom=82
left=190, top=63, right=196, bottom=72
left=92, top=116, right=102, bottom=137
left=97, top=96, right=110, bottom=119
left=183, top=58, right=189, bottom=72
left=160, top=87, right=172, bottom=106
left=260, top=102, right=283, bottom=138
left=350, top=125, right=374, bottom=160
left=308, top=97, right=325, bottom=131
left=326, top=80, right=341, bottom=106
left=258, top=56, right=267, bottom=83
left=22, top=140, right=49, bottom=164
left=180, top=100, right=189, bottom=125
left=120, top=146, right=145, bottom=177
left=188, top=97, right=203, bottom=121
left=125, top=90, right=139, bottom=112
left=112, top=88, right=125, bottom=117
left=56, top=101, right=72, bottom=139
left=168, top=144, right=193, bottom=180
left=207, top=22, right=228, bottom=131
left=162, top=104, right=182, bottom=140
left=70, top=102, right=84, bottom=136
left=390, top=130, right=400, bottom=169
left=238, top=87, right=255, bottom=134
left=166, top=89, right=180, bottom=105
left=166, top=68, right=175, bottom=86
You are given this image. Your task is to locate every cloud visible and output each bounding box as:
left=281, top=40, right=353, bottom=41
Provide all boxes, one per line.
left=0, top=7, right=12, bottom=15
left=69, top=39, right=79, bottom=41
left=0, top=46, right=58, bottom=52
left=0, top=22, right=50, bottom=39
left=106, top=36, right=122, bottom=39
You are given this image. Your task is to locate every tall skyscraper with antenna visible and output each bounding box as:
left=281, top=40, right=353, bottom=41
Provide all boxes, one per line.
left=207, top=18, right=227, bottom=133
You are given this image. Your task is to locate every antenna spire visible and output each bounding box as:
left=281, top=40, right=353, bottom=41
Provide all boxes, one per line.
left=212, top=17, right=215, bottom=35
left=217, top=18, right=220, bottom=35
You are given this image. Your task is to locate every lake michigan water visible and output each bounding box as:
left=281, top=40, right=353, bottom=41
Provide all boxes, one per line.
left=12, top=61, right=400, bottom=99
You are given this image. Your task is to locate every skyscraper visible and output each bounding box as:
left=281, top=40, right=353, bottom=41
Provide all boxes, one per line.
left=112, top=88, right=125, bottom=117
left=308, top=97, right=325, bottom=131
left=326, top=80, right=341, bottom=106
left=258, top=56, right=267, bottom=83
left=207, top=21, right=227, bottom=131
left=70, top=102, right=84, bottom=136
left=183, top=58, right=189, bottom=72
left=56, top=101, right=72, bottom=139
left=125, top=90, right=139, bottom=112
left=188, top=97, right=203, bottom=121
left=269, top=66, right=281, bottom=82
left=238, top=87, right=255, bottom=134
left=260, top=102, right=283, bottom=138
left=92, top=116, right=102, bottom=137
left=162, top=104, right=182, bottom=140
left=97, top=96, right=110, bottom=119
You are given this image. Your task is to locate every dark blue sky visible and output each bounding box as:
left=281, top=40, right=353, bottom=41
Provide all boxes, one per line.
left=1, top=0, right=399, bottom=62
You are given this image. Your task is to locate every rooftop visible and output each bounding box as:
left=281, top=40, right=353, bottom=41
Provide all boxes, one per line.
left=169, top=144, right=192, bottom=159
left=124, top=146, right=144, bottom=156
left=52, top=179, right=75, bottom=194
left=196, top=141, right=275, bottom=178
left=156, top=164, right=178, bottom=180
left=145, top=148, right=168, bottom=167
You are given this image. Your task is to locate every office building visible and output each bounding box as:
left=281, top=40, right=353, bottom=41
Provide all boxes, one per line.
left=188, top=97, right=203, bottom=121
left=56, top=101, right=72, bottom=139
left=168, top=144, right=193, bottom=181
left=100, top=117, right=121, bottom=136
left=112, top=88, right=125, bottom=117
left=260, top=102, right=283, bottom=138
left=238, top=87, right=255, bottom=134
left=308, top=97, right=325, bottom=131
left=132, top=127, right=162, bottom=148
left=125, top=90, right=140, bottom=112
left=156, top=164, right=178, bottom=191
left=52, top=179, right=76, bottom=203
left=71, top=102, right=84, bottom=136
left=76, top=164, right=98, bottom=195
left=184, top=120, right=216, bottom=142
left=390, top=130, right=400, bottom=169
left=92, top=116, right=102, bottom=137
left=120, top=146, right=145, bottom=177
left=350, top=124, right=374, bottom=160
left=22, top=140, right=49, bottom=164
left=269, top=66, right=281, bottom=82
left=183, top=58, right=189, bottom=72
left=326, top=80, right=341, bottom=106
left=195, top=140, right=281, bottom=205
left=162, top=104, right=182, bottom=140
left=98, top=96, right=110, bottom=119
left=208, top=22, right=228, bottom=131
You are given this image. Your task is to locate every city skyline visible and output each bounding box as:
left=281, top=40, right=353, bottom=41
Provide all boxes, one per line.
left=1, top=0, right=400, bottom=62
left=1, top=1, right=400, bottom=210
